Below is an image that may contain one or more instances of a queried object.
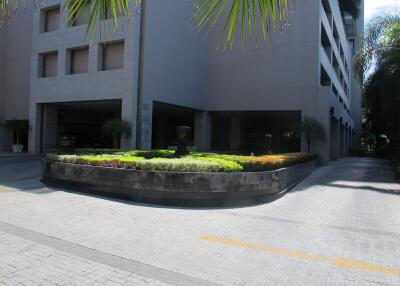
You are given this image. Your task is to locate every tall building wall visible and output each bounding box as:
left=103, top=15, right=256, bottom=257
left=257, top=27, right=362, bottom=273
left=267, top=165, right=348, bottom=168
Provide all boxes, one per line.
left=0, top=25, right=7, bottom=150
left=2, top=7, right=33, bottom=120
left=141, top=0, right=207, bottom=110
left=139, top=0, right=208, bottom=148
left=0, top=5, right=33, bottom=150
left=204, top=0, right=321, bottom=112
left=27, top=0, right=141, bottom=153
left=0, top=26, right=5, bottom=119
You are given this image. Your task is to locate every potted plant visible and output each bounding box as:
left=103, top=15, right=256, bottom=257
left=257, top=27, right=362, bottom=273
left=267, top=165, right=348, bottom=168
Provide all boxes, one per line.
left=3, top=119, right=29, bottom=153
left=175, top=126, right=192, bottom=156
left=101, top=119, right=132, bottom=149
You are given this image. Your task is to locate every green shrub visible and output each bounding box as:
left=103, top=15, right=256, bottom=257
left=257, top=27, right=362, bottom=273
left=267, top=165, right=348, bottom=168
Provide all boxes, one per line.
left=195, top=157, right=243, bottom=172
left=117, top=157, right=146, bottom=169
left=134, top=149, right=176, bottom=159
left=47, top=154, right=145, bottom=169
left=205, top=152, right=318, bottom=172
left=136, top=158, right=222, bottom=172
left=47, top=151, right=318, bottom=173
left=74, top=149, right=124, bottom=155
left=48, top=154, right=81, bottom=164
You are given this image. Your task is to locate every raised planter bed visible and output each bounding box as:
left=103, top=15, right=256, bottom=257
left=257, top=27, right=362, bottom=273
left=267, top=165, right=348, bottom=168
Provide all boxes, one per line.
left=42, top=159, right=317, bottom=207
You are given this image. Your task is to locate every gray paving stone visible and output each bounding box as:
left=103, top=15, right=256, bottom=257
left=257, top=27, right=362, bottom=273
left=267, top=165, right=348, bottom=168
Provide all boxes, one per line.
left=0, top=157, right=399, bottom=285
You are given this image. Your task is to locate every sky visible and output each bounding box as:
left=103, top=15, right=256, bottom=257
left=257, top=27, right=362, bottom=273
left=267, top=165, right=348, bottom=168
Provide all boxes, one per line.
left=365, top=0, right=400, bottom=23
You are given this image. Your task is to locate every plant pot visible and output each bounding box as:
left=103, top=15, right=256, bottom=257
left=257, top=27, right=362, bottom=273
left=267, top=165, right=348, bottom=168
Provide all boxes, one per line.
left=12, top=144, right=24, bottom=153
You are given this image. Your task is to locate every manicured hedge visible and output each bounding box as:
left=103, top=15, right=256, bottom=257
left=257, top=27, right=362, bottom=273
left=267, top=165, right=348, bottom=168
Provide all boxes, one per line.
left=47, top=154, right=145, bottom=169
left=136, top=158, right=222, bottom=173
left=192, top=152, right=318, bottom=172
left=47, top=150, right=317, bottom=173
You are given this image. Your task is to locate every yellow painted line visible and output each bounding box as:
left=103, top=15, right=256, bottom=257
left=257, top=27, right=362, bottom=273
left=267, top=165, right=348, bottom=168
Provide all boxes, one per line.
left=201, top=235, right=400, bottom=276
left=0, top=188, right=10, bottom=193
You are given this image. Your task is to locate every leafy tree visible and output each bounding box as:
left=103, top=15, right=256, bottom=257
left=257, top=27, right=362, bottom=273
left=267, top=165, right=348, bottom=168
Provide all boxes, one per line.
left=354, top=11, right=400, bottom=150
left=301, top=117, right=326, bottom=153
left=101, top=119, right=131, bottom=149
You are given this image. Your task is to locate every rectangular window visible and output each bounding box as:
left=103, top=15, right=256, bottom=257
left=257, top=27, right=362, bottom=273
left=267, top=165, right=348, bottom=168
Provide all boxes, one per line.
left=44, top=6, right=60, bottom=32
left=321, top=0, right=332, bottom=28
left=349, top=39, right=355, bottom=55
left=70, top=1, right=91, bottom=26
left=41, top=52, right=58, bottom=78
left=320, top=66, right=331, bottom=87
left=333, top=22, right=340, bottom=50
left=100, top=41, right=124, bottom=71
left=69, top=47, right=89, bottom=74
left=332, top=85, right=339, bottom=99
left=321, top=23, right=332, bottom=61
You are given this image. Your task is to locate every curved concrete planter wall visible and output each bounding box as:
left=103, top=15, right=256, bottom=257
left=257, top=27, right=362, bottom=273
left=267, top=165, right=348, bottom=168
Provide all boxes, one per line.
left=42, top=160, right=316, bottom=207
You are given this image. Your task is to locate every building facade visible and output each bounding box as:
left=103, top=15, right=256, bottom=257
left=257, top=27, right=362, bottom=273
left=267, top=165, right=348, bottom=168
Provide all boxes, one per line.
left=0, top=0, right=364, bottom=163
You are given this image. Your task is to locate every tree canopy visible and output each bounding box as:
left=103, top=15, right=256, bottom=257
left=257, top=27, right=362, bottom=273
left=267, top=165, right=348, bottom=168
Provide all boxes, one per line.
left=354, top=11, right=400, bottom=150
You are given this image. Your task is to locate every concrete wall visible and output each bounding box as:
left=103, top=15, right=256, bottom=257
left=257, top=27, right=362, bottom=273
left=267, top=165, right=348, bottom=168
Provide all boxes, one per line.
left=28, top=0, right=141, bottom=153
left=0, top=4, right=33, bottom=150
left=0, top=25, right=5, bottom=118
left=43, top=159, right=317, bottom=207
left=204, top=0, right=320, bottom=113
left=0, top=25, right=7, bottom=150
left=141, top=0, right=207, bottom=110
left=139, top=0, right=208, bottom=148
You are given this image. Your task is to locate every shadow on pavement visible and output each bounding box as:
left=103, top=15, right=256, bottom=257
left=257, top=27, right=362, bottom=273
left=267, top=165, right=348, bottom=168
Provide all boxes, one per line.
left=326, top=183, right=400, bottom=195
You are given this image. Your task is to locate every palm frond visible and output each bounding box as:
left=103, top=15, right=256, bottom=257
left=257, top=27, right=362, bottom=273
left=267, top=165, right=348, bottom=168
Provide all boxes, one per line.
left=354, top=11, right=400, bottom=81
left=193, top=0, right=288, bottom=50
left=1, top=0, right=289, bottom=48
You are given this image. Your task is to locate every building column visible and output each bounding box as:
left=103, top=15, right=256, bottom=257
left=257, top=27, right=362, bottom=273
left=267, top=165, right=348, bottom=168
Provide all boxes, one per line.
left=339, top=119, right=345, bottom=158
left=42, top=104, right=58, bottom=154
left=194, top=111, right=211, bottom=151
left=330, top=116, right=340, bottom=161
left=0, top=125, right=12, bottom=152
left=121, top=97, right=137, bottom=150
left=230, top=117, right=242, bottom=150
left=139, top=100, right=153, bottom=150
left=344, top=123, right=349, bottom=156
left=348, top=127, right=352, bottom=154
left=28, top=103, right=41, bottom=154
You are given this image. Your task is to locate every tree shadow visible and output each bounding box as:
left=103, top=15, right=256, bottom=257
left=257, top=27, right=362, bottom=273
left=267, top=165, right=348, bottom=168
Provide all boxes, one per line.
left=325, top=183, right=400, bottom=195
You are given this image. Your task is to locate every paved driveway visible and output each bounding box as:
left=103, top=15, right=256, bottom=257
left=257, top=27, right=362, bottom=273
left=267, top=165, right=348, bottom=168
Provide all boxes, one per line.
left=0, top=156, right=399, bottom=286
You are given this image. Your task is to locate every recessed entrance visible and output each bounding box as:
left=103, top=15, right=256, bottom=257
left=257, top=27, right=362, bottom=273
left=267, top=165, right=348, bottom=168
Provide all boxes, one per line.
left=152, top=102, right=196, bottom=149
left=211, top=111, right=302, bottom=154
left=41, top=100, right=122, bottom=153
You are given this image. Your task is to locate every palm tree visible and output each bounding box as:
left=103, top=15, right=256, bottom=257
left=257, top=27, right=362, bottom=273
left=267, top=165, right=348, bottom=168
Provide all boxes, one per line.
left=354, top=11, right=400, bottom=151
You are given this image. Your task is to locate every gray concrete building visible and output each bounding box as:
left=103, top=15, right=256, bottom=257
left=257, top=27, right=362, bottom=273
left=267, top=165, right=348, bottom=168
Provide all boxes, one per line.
left=0, top=0, right=364, bottom=163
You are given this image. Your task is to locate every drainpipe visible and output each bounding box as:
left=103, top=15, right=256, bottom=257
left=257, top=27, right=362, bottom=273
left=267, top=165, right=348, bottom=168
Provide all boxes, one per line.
left=135, top=0, right=146, bottom=149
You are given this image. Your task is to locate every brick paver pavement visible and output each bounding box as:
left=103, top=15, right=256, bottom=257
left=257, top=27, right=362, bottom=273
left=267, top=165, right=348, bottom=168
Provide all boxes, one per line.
left=0, top=156, right=399, bottom=285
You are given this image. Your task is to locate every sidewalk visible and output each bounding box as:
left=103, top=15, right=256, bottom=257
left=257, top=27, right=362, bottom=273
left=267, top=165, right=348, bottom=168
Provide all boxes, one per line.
left=0, top=152, right=35, bottom=158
